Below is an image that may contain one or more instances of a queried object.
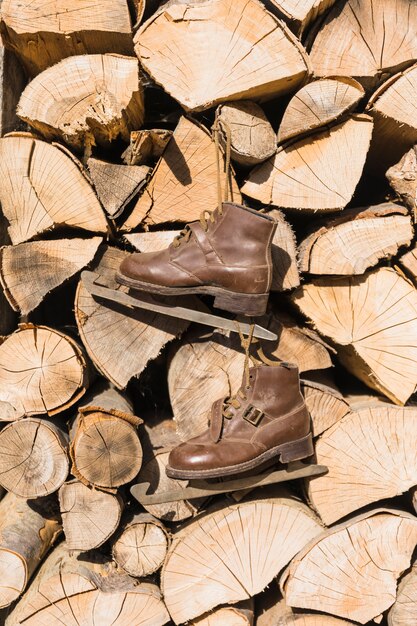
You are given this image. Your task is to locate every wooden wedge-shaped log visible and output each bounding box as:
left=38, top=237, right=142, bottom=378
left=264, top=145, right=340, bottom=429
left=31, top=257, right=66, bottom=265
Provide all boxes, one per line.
left=70, top=382, right=143, bottom=489
left=0, top=418, right=69, bottom=498
left=59, top=480, right=123, bottom=551
left=169, top=316, right=333, bottom=441
left=0, top=136, right=108, bottom=245
left=387, top=146, right=417, bottom=218
left=278, top=77, right=364, bottom=143
left=113, top=513, right=169, bottom=577
left=307, top=405, right=417, bottom=524
left=298, top=203, right=413, bottom=275
left=293, top=267, right=417, bottom=404
left=257, top=590, right=356, bottom=626
left=0, top=237, right=102, bottom=315
left=0, top=493, right=61, bottom=609
left=191, top=600, right=254, bottom=626
left=75, top=246, right=190, bottom=388
left=18, top=55, right=144, bottom=152
left=6, top=542, right=170, bottom=626
left=263, top=0, right=336, bottom=36
left=161, top=491, right=322, bottom=624
left=135, top=0, right=309, bottom=112
left=0, top=324, right=91, bottom=420
left=399, top=244, right=417, bottom=284
left=242, top=115, right=373, bottom=211
left=281, top=509, right=417, bottom=623
left=309, top=0, right=417, bottom=88
left=301, top=376, right=350, bottom=437
left=388, top=564, right=417, bottom=626
left=122, top=129, right=173, bottom=166
left=0, top=0, right=133, bottom=76
left=123, top=117, right=241, bottom=229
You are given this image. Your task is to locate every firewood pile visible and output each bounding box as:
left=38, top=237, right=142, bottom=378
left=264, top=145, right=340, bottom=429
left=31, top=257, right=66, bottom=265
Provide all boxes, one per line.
left=1, top=0, right=417, bottom=624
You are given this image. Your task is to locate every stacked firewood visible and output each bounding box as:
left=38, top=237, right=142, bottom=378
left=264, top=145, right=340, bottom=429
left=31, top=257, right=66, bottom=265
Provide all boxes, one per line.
left=1, top=0, right=417, bottom=624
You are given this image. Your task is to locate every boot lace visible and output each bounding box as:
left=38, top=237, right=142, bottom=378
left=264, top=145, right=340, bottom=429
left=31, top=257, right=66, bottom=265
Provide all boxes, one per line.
left=172, top=110, right=232, bottom=248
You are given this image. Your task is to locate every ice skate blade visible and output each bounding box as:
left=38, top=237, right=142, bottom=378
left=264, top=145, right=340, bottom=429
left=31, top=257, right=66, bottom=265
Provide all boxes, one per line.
left=131, top=462, right=328, bottom=505
left=81, top=271, right=278, bottom=341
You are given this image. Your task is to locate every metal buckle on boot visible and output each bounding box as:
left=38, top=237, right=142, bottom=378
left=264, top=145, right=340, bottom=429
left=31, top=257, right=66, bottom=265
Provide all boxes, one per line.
left=242, top=405, right=264, bottom=426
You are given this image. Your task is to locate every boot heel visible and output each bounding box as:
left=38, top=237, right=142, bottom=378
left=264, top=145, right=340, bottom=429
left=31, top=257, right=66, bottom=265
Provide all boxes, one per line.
left=213, top=292, right=269, bottom=316
left=279, top=433, right=314, bottom=463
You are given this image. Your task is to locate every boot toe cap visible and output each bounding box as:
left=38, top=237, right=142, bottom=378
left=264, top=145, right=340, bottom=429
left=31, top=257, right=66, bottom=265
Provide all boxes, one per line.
left=168, top=442, right=214, bottom=472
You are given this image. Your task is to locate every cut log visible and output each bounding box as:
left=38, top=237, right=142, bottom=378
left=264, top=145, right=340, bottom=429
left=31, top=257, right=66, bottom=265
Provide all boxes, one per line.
left=59, top=480, right=123, bottom=551
left=0, top=324, right=91, bottom=420
left=256, top=590, right=356, bottom=626
left=217, top=101, right=276, bottom=167
left=278, top=77, right=364, bottom=143
left=398, top=244, right=417, bottom=285
left=242, top=115, right=373, bottom=211
left=122, top=129, right=174, bottom=166
left=191, top=600, right=254, bottom=626
left=281, top=509, right=417, bottom=623
left=6, top=542, right=170, bottom=626
left=122, top=116, right=241, bottom=229
left=298, top=203, right=413, bottom=275
left=0, top=212, right=16, bottom=336
left=70, top=381, right=143, bottom=489
left=0, top=0, right=133, bottom=76
left=112, top=513, right=169, bottom=577
left=293, top=267, right=417, bottom=404
left=18, top=54, right=144, bottom=153
left=388, top=564, right=417, bottom=626
left=0, top=418, right=69, bottom=498
left=88, top=158, right=150, bottom=218
left=169, top=315, right=333, bottom=441
left=134, top=0, right=309, bottom=112
left=301, top=375, right=350, bottom=437
left=161, top=490, right=323, bottom=624
left=386, top=146, right=417, bottom=218
left=0, top=136, right=108, bottom=245
left=307, top=405, right=417, bottom=524
left=125, top=230, right=182, bottom=253
left=0, top=237, right=102, bottom=315
left=130, top=0, right=161, bottom=28
left=0, top=493, right=61, bottom=608
left=269, top=209, right=300, bottom=291
left=75, top=246, right=191, bottom=388
left=0, top=44, right=26, bottom=136
left=309, top=0, right=417, bottom=88
left=263, top=0, right=335, bottom=36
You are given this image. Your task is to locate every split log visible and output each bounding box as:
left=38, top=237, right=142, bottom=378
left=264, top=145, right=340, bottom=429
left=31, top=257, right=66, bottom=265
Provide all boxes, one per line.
left=70, top=381, right=143, bottom=489
left=169, top=315, right=333, bottom=441
left=6, top=542, right=170, bottom=626
left=125, top=230, right=182, bottom=253
left=263, top=0, right=335, bottom=36
left=242, top=115, right=373, bottom=211
left=0, top=418, right=69, bottom=498
left=0, top=0, right=133, bottom=76
left=75, top=246, right=191, bottom=388
left=161, top=490, right=323, bottom=624
left=130, top=0, right=161, bottom=28
left=122, top=116, right=241, bottom=229
left=398, top=244, right=417, bottom=285
left=298, top=203, right=413, bottom=275
left=309, top=0, right=417, bottom=88
left=281, top=509, right=417, bottom=623
left=301, top=375, right=350, bottom=437
left=88, top=158, right=150, bottom=219
left=191, top=600, right=254, bottom=626
left=278, top=77, right=364, bottom=143
left=122, top=129, right=173, bottom=166
left=387, top=146, right=417, bottom=218
left=134, top=0, right=309, bottom=112
left=269, top=209, right=300, bottom=291
left=307, top=405, right=417, bottom=524
left=0, top=493, right=61, bottom=608
left=388, top=564, right=417, bottom=625
left=0, top=44, right=26, bottom=136
left=256, top=590, right=356, bottom=626
left=0, top=324, right=91, bottom=420
left=112, top=513, right=169, bottom=577
left=0, top=237, right=102, bottom=315
left=18, top=54, right=144, bottom=153
left=217, top=101, right=276, bottom=167
left=293, top=267, right=417, bottom=404
left=59, top=480, right=123, bottom=551
left=0, top=213, right=16, bottom=336
left=0, top=136, right=108, bottom=245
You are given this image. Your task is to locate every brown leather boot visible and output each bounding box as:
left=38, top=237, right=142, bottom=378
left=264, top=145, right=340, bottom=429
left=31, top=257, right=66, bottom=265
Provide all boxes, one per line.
left=166, top=362, right=313, bottom=479
left=117, top=202, right=277, bottom=316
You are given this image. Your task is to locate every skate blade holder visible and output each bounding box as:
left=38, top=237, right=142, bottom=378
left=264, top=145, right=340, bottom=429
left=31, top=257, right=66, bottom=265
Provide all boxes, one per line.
left=131, top=462, right=328, bottom=505
left=81, top=271, right=278, bottom=341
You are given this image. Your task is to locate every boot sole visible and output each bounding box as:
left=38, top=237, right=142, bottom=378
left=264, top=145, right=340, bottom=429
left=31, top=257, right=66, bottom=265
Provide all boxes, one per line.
left=165, top=432, right=314, bottom=480
left=115, top=272, right=268, bottom=317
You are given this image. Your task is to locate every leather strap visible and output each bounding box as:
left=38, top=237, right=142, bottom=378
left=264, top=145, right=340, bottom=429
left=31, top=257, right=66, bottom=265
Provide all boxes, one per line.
left=210, top=398, right=226, bottom=442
